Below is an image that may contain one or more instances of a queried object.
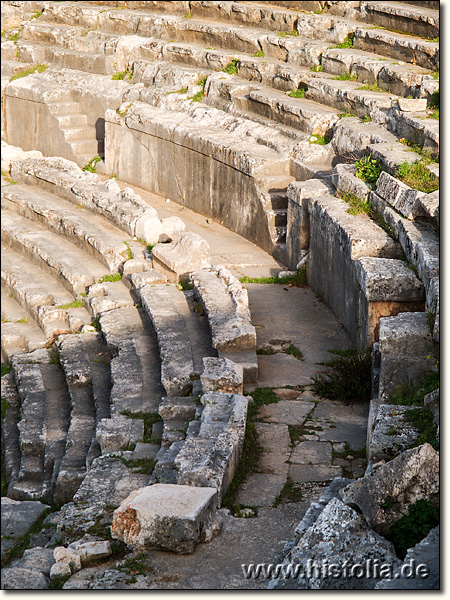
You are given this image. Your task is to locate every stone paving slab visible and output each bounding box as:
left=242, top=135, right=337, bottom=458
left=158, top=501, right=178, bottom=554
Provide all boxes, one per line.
left=288, top=464, right=342, bottom=483
left=290, top=441, right=333, bottom=465
left=255, top=423, right=290, bottom=476
left=236, top=473, right=287, bottom=508
left=257, top=400, right=314, bottom=425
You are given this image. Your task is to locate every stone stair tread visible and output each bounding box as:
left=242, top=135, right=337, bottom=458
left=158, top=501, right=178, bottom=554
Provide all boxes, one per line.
left=99, top=304, right=164, bottom=415
left=1, top=291, right=47, bottom=359
left=1, top=373, right=22, bottom=493
left=360, top=1, right=439, bottom=38
left=2, top=182, right=133, bottom=271
left=1, top=210, right=109, bottom=294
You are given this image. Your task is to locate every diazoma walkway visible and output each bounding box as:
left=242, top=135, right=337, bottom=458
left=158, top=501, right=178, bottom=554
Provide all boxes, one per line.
left=1, top=0, right=439, bottom=591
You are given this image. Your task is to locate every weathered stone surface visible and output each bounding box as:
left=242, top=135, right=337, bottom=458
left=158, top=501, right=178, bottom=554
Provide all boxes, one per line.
left=10, top=547, right=55, bottom=577
left=200, top=357, right=244, bottom=395
left=152, top=231, right=211, bottom=282
left=340, top=443, right=439, bottom=535
left=54, top=546, right=82, bottom=573
left=50, top=562, right=72, bottom=581
left=1, top=497, right=50, bottom=556
left=355, top=257, right=424, bottom=302
left=376, top=171, right=426, bottom=220
left=271, top=498, right=399, bottom=589
left=96, top=416, right=144, bottom=454
left=424, top=388, right=439, bottom=424
left=158, top=397, right=197, bottom=423
left=1, top=141, right=42, bottom=174
left=175, top=392, right=248, bottom=504
left=367, top=404, right=420, bottom=463
left=128, top=269, right=168, bottom=288
left=398, top=98, right=428, bottom=112
left=1, top=566, right=50, bottom=589
left=192, top=268, right=256, bottom=352
left=68, top=540, right=112, bottom=565
left=111, top=484, right=221, bottom=554
left=375, top=526, right=439, bottom=590
left=331, top=163, right=371, bottom=200
left=378, top=312, right=437, bottom=401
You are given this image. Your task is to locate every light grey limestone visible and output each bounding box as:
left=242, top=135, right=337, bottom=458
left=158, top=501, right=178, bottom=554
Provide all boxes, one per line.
left=192, top=268, right=256, bottom=352
left=96, top=416, right=144, bottom=454
left=340, top=443, right=439, bottom=534
left=10, top=546, right=55, bottom=577
left=355, top=257, right=424, bottom=302
left=378, top=312, right=437, bottom=401
left=376, top=171, right=426, bottom=220
left=152, top=231, right=211, bottom=282
left=111, top=483, right=221, bottom=553
left=68, top=540, right=111, bottom=565
left=200, top=357, right=244, bottom=395
left=1, top=566, right=49, bottom=589
left=367, top=404, right=420, bottom=463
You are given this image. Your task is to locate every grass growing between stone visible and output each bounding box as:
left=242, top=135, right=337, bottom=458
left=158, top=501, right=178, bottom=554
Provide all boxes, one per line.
left=337, top=191, right=372, bottom=216
left=1, top=170, right=18, bottom=185
left=239, top=268, right=307, bottom=287
left=273, top=476, right=302, bottom=507
left=309, top=134, right=331, bottom=145
left=98, top=273, right=122, bottom=283
left=56, top=299, right=84, bottom=309
left=355, top=154, right=382, bottom=188
left=332, top=33, right=354, bottom=49
left=1, top=508, right=51, bottom=567
left=253, top=49, right=265, bottom=57
left=356, top=83, right=385, bottom=93
left=311, top=348, right=372, bottom=403
left=112, top=70, right=133, bottom=80
left=333, top=71, right=358, bottom=81
left=120, top=457, right=156, bottom=475
left=222, top=59, right=239, bottom=75
left=190, top=76, right=207, bottom=102
left=387, top=499, right=438, bottom=560
left=287, top=84, right=307, bottom=98
left=395, top=161, right=439, bottom=193
left=120, top=410, right=163, bottom=444
left=405, top=407, right=438, bottom=450
left=278, top=30, right=299, bottom=37
left=1, top=363, right=12, bottom=377
left=389, top=373, right=439, bottom=406
left=82, top=156, right=102, bottom=173
left=9, top=64, right=48, bottom=82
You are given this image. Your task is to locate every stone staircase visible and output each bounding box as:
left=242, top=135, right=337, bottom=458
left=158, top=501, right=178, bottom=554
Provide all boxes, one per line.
left=1, top=156, right=255, bottom=507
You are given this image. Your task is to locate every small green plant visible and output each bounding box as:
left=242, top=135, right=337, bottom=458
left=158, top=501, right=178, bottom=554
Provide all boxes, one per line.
left=431, top=69, right=439, bottom=80
left=273, top=476, right=302, bottom=507
left=50, top=573, right=71, bottom=590
left=15, top=318, right=29, bottom=323
left=112, top=69, right=133, bottom=80
left=1, top=169, right=18, bottom=184
left=247, top=387, right=280, bottom=420
left=355, top=154, right=382, bottom=188
left=278, top=30, right=299, bottom=37
left=389, top=373, right=439, bottom=406
left=287, top=85, right=307, bottom=98
left=239, top=268, right=307, bottom=287
left=122, top=242, right=133, bottom=260
left=56, top=299, right=83, bottom=309
left=184, top=10, right=192, bottom=19
left=310, top=65, right=323, bottom=72
left=356, top=83, right=385, bottom=93
left=283, top=344, right=304, bottom=361
left=387, top=499, right=438, bottom=559
left=404, top=407, right=438, bottom=449
left=429, top=109, right=439, bottom=120
left=166, top=86, right=188, bottom=95
left=118, top=552, right=152, bottom=576
left=98, top=273, right=122, bottom=283
left=309, top=134, right=331, bottom=145
left=9, top=64, right=48, bottom=82
left=311, top=348, right=372, bottom=403
left=1, top=507, right=51, bottom=567
left=253, top=49, right=265, bottom=57
left=1, top=363, right=12, bottom=378
left=49, top=348, right=60, bottom=365
left=82, top=156, right=102, bottom=173
left=339, top=111, right=357, bottom=118
left=222, top=59, right=238, bottom=75
left=120, top=410, right=162, bottom=443
left=428, top=36, right=439, bottom=42
left=30, top=10, right=43, bottom=20
left=332, top=33, right=354, bottom=49
left=91, top=317, right=101, bottom=332
left=427, top=89, right=439, bottom=109
left=333, top=71, right=358, bottom=81
left=360, top=114, right=372, bottom=122
left=395, top=161, right=439, bottom=193
left=189, top=76, right=207, bottom=103
left=177, top=279, right=193, bottom=291
left=337, top=191, right=372, bottom=216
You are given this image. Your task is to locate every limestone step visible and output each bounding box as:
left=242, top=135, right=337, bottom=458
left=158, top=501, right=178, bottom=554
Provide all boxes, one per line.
left=139, top=284, right=215, bottom=397
left=391, top=110, right=439, bottom=156
left=1, top=288, right=47, bottom=360
left=304, top=75, right=399, bottom=118
left=1, top=247, right=91, bottom=339
left=1, top=373, right=22, bottom=495
left=1, top=210, right=109, bottom=295
left=330, top=116, right=400, bottom=158
left=99, top=303, right=165, bottom=416
left=206, top=76, right=339, bottom=135
left=55, top=113, right=89, bottom=129
left=353, top=27, right=439, bottom=70
left=9, top=349, right=71, bottom=503
left=321, top=47, right=434, bottom=98
left=2, top=183, right=134, bottom=271
left=359, top=1, right=439, bottom=40
left=53, top=334, right=99, bottom=503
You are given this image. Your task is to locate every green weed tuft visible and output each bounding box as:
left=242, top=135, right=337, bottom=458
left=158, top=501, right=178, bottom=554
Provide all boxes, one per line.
left=222, top=59, right=239, bottom=75
left=333, top=71, right=358, bottom=81
left=9, top=64, right=47, bottom=82
left=239, top=268, right=307, bottom=287
left=82, top=156, right=102, bottom=173
left=112, top=70, right=133, bottom=80
left=389, top=373, right=439, bottom=406
left=387, top=499, right=438, bottom=559
left=395, top=161, right=439, bottom=193
left=253, top=49, right=265, bottom=57
left=355, top=154, right=382, bottom=188
left=98, top=273, right=122, bottom=283
left=273, top=476, right=302, bottom=507
left=332, top=33, right=354, bottom=49
left=287, top=85, right=307, bottom=98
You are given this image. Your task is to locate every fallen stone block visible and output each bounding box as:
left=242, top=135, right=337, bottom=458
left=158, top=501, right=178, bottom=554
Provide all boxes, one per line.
left=53, top=546, right=81, bottom=573
left=200, top=357, right=244, bottom=395
left=50, top=562, right=71, bottom=581
left=111, top=483, right=221, bottom=554
left=10, top=547, right=55, bottom=577
left=271, top=497, right=400, bottom=589
left=68, top=540, right=111, bottom=566
left=340, top=443, right=439, bottom=535
left=152, top=231, right=211, bottom=282
left=1, top=567, right=50, bottom=590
